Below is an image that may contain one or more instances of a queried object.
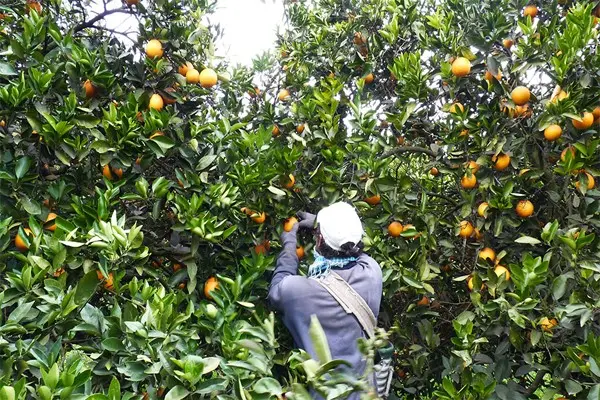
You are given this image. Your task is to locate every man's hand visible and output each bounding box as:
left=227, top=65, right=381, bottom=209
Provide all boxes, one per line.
left=297, top=211, right=316, bottom=230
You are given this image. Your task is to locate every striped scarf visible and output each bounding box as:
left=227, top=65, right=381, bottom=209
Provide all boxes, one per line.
left=307, top=250, right=357, bottom=279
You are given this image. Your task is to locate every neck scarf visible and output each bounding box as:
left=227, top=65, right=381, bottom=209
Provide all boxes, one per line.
left=307, top=249, right=357, bottom=279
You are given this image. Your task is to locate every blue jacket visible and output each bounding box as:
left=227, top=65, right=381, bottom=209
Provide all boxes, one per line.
left=268, top=230, right=383, bottom=399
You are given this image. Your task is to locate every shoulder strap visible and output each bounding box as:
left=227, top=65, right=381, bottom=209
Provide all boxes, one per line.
left=314, top=272, right=377, bottom=338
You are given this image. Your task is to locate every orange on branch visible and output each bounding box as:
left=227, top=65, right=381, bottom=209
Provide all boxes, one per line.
left=204, top=276, right=219, bottom=299
left=449, top=102, right=464, bottom=114
left=575, top=172, right=595, bottom=190
left=511, top=86, right=530, bottom=105
left=178, top=62, right=193, bottom=76
left=296, top=246, right=305, bottom=259
left=429, top=167, right=439, bottom=176
left=15, top=228, right=33, bottom=251
left=283, top=174, right=295, bottom=189
left=102, top=164, right=113, bottom=180
left=199, top=68, right=218, bottom=88
left=451, top=57, right=471, bottom=77
left=544, top=124, right=562, bottom=141
left=494, top=265, right=510, bottom=281
left=296, top=124, right=305, bottom=134
left=388, top=221, right=403, bottom=237
left=458, top=221, right=473, bottom=238
left=516, top=200, right=534, bottom=218
left=251, top=212, right=266, bottom=224
left=416, top=296, right=430, bottom=306
left=478, top=247, right=496, bottom=262
left=284, top=217, right=298, bottom=232
left=272, top=125, right=280, bottom=137
left=492, top=153, right=511, bottom=171
left=145, top=39, right=163, bottom=58
left=365, top=194, right=381, bottom=205
left=461, top=174, right=477, bottom=189
left=364, top=73, right=374, bottom=84
left=186, top=68, right=200, bottom=84
left=278, top=89, right=290, bottom=102
left=45, top=212, right=57, bottom=232
left=149, top=94, right=164, bottom=111
left=477, top=202, right=489, bottom=218
left=572, top=112, right=594, bottom=130
left=523, top=5, right=538, bottom=18
left=502, top=38, right=514, bottom=49
left=83, top=80, right=96, bottom=98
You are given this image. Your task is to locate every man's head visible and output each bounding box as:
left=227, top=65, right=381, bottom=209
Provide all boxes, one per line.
left=315, top=202, right=364, bottom=258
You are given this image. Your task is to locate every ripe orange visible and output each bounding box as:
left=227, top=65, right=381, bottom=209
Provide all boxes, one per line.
left=477, top=202, right=489, bottom=218
left=365, top=194, right=381, bottom=205
left=484, top=70, right=502, bottom=81
left=560, top=146, right=576, bottom=162
left=353, top=32, right=366, bottom=45
left=26, top=0, right=42, bottom=13
left=284, top=217, right=299, bottom=232
left=466, top=160, right=480, bottom=173
left=492, top=153, right=511, bottom=171
left=283, top=174, right=295, bottom=189
left=102, top=164, right=113, bottom=180
left=451, top=57, right=471, bottom=77
left=473, top=228, right=483, bottom=241
left=511, top=86, right=530, bottom=105
left=296, top=246, right=305, bottom=259
left=502, top=38, right=514, bottom=49
left=467, top=276, right=484, bottom=291
left=515, top=200, right=534, bottom=218
left=251, top=212, right=266, bottom=224
left=544, top=124, right=562, bottom=141
left=255, top=241, right=269, bottom=255
left=15, top=228, right=33, bottom=251
left=149, top=94, right=164, bottom=111
left=45, top=212, right=57, bottom=231
left=173, top=263, right=183, bottom=272
left=416, top=296, right=430, bottom=306
left=575, top=172, right=595, bottom=190
left=459, top=129, right=469, bottom=138
left=449, top=102, right=464, bottom=114
left=96, top=271, right=114, bottom=290
left=199, top=68, right=218, bottom=88
left=514, top=104, right=531, bottom=118
left=388, top=221, right=403, bottom=237
left=572, top=112, right=594, bottom=130
left=494, top=265, right=510, bottom=281
left=592, top=106, right=600, bottom=120
left=204, top=276, right=219, bottom=299
left=178, top=61, right=193, bottom=76
left=163, top=87, right=177, bottom=105
left=112, top=167, right=123, bottom=180
left=523, top=5, right=538, bottom=18
left=458, top=221, right=473, bottom=238
left=478, top=247, right=496, bottom=262
left=461, top=174, right=477, bottom=189
left=83, top=80, right=96, bottom=98
left=272, top=125, right=280, bottom=137
left=364, top=73, right=374, bottom=84
left=145, top=39, right=163, bottom=59
left=540, top=317, right=558, bottom=332
left=278, top=89, right=290, bottom=102
left=186, top=68, right=200, bottom=84
left=429, top=167, right=439, bottom=176
left=296, top=124, right=305, bottom=134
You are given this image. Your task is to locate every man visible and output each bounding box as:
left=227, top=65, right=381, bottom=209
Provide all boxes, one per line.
left=268, top=202, right=383, bottom=399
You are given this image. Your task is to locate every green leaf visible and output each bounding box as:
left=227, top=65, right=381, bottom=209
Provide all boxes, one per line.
left=552, top=274, right=569, bottom=300
left=102, top=338, right=126, bottom=352
left=108, top=377, right=120, bottom=400
left=0, top=62, right=17, bottom=76
left=164, top=386, right=189, bottom=400
left=15, top=156, right=32, bottom=179
left=74, top=271, right=99, bottom=305
left=197, top=154, right=217, bottom=171
left=254, top=377, right=283, bottom=395
left=309, top=315, right=331, bottom=364
left=7, top=301, right=34, bottom=323
left=514, top=236, right=541, bottom=245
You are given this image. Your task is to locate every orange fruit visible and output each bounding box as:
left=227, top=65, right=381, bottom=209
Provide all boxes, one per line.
left=283, top=174, right=295, bottom=189
left=511, top=86, right=530, bottom=105
left=461, top=174, right=477, bottom=189
left=477, top=202, right=489, bottom=218
left=149, top=94, right=164, bottom=111
left=15, top=228, right=33, bottom=251
left=204, top=276, right=219, bottom=299
left=451, top=57, right=471, bottom=77
left=430, top=167, right=439, bottom=176
left=514, top=104, right=531, bottom=118
left=572, top=112, right=594, bottom=130
left=186, top=68, right=200, bottom=84
left=296, top=124, right=305, bottom=134
left=251, top=212, right=266, bottom=224
left=478, top=247, right=496, bottom=262
left=484, top=70, right=502, bottom=81
left=459, top=129, right=469, bottom=137
left=458, top=220, right=473, bottom=238
left=473, top=228, right=483, bottom=241
left=560, top=146, right=576, bottom=162
left=178, top=61, right=193, bottom=76
left=199, top=68, right=218, bottom=88
left=365, top=194, right=381, bottom=205
left=126, top=0, right=139, bottom=5
left=353, top=32, right=366, bottom=45
left=45, top=212, right=57, bottom=231
left=467, top=276, right=484, bottom=291
left=515, top=200, right=534, bottom=218
left=296, top=246, right=305, bottom=259
left=523, top=5, right=538, bottom=18
left=503, top=38, right=514, bottom=49
left=575, top=172, right=595, bottom=190
left=53, top=267, right=65, bottom=277
left=163, top=87, right=177, bottom=105
left=540, top=317, right=558, bottom=332
left=494, top=265, right=510, bottom=281
left=178, top=282, right=186, bottom=290
left=254, top=242, right=269, bottom=255
left=449, top=102, right=464, bottom=114
left=26, top=0, right=42, bottom=13
left=145, top=39, right=163, bottom=58
left=388, top=221, right=403, bottom=237
left=544, top=124, right=562, bottom=141
left=284, top=217, right=299, bottom=232
left=173, top=263, right=183, bottom=272
left=416, top=296, right=430, bottom=306
left=272, top=125, right=280, bottom=137
left=278, top=89, right=290, bottom=102
left=112, top=167, right=123, bottom=180
left=592, top=106, right=600, bottom=120
left=96, top=271, right=114, bottom=290
left=492, top=153, right=511, bottom=171
left=102, top=164, right=113, bottom=180
left=83, top=80, right=96, bottom=98
left=466, top=160, right=480, bottom=173
left=364, top=73, right=374, bottom=84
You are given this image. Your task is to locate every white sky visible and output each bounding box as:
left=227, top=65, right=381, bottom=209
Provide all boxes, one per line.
left=93, top=0, right=283, bottom=66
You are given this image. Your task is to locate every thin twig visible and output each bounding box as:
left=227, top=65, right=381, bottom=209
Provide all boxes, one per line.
left=73, top=7, right=134, bottom=33
left=381, top=145, right=437, bottom=159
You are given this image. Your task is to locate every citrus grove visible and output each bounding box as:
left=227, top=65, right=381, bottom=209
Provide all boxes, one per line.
left=1, top=0, right=600, bottom=399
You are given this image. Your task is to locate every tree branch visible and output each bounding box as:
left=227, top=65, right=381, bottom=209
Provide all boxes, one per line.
left=381, top=145, right=437, bottom=159
left=524, top=370, right=548, bottom=397
left=73, top=8, right=134, bottom=33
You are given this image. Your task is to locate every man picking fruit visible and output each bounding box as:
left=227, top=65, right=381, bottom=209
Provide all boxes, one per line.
left=268, top=202, right=383, bottom=399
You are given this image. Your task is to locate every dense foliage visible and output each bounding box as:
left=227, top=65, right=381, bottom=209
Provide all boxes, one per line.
left=1, top=0, right=600, bottom=399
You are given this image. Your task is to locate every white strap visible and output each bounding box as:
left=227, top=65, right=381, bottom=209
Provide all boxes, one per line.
left=314, top=272, right=377, bottom=338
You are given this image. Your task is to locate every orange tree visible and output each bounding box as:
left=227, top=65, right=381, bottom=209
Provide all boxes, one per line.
left=2, top=0, right=600, bottom=398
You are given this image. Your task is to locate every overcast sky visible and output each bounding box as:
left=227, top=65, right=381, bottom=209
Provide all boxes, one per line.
left=96, top=0, right=283, bottom=65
